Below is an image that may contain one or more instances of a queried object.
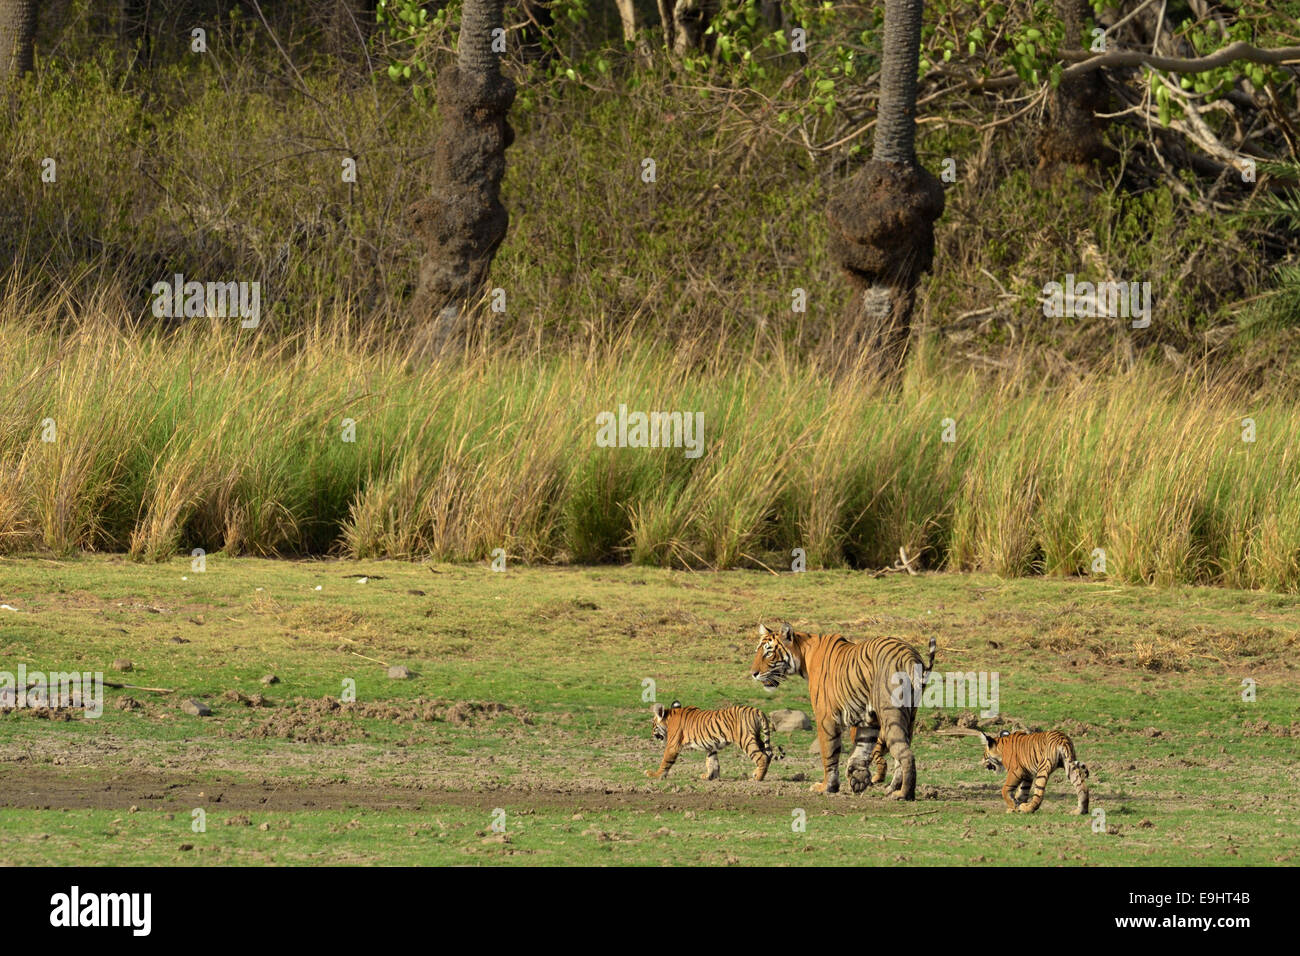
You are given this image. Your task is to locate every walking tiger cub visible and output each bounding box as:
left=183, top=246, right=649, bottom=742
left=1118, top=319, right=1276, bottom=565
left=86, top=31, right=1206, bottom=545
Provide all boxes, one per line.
left=942, top=727, right=1090, bottom=814
left=646, top=701, right=784, bottom=781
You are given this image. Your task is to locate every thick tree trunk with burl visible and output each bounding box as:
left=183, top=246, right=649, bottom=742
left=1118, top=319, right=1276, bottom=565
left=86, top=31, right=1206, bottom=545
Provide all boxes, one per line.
left=408, top=0, right=515, bottom=353
left=825, top=0, right=944, bottom=379
left=1038, top=0, right=1111, bottom=169
left=0, top=0, right=36, bottom=82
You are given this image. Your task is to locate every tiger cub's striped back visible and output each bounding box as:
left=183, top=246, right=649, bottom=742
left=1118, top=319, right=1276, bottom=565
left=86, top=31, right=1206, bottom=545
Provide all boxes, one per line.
left=646, top=702, right=783, bottom=781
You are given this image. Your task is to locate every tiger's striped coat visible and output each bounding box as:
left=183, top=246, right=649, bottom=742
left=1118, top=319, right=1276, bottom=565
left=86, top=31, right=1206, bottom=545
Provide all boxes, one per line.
left=750, top=621, right=936, bottom=799
left=946, top=728, right=1090, bottom=814
left=646, top=702, right=783, bottom=781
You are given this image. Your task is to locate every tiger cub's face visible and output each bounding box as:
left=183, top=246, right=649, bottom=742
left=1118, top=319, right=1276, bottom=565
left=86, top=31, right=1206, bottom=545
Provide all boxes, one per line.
left=750, top=622, right=798, bottom=688
left=651, top=701, right=683, bottom=741
left=981, top=731, right=1008, bottom=771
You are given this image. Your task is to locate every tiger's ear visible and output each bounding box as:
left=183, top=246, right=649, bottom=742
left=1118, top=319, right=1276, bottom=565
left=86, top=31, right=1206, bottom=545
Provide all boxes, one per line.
left=758, top=622, right=770, bottom=638
left=780, top=621, right=793, bottom=641
left=981, top=732, right=997, bottom=748
left=671, top=700, right=682, bottom=709
left=653, top=703, right=666, bottom=719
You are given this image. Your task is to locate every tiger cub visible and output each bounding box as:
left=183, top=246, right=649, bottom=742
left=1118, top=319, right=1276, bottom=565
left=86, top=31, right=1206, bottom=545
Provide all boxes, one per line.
left=943, top=727, right=1090, bottom=814
left=646, top=701, right=784, bottom=781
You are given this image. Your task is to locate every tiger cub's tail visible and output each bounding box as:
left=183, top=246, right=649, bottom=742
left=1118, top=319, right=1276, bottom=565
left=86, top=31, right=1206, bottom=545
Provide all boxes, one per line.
left=762, top=712, right=785, bottom=761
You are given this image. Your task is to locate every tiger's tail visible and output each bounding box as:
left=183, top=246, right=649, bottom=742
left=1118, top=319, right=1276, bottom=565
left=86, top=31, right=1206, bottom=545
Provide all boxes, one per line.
left=924, top=633, right=937, bottom=677
left=1060, top=735, right=1090, bottom=814
left=1059, top=737, right=1088, bottom=778
left=762, top=713, right=785, bottom=761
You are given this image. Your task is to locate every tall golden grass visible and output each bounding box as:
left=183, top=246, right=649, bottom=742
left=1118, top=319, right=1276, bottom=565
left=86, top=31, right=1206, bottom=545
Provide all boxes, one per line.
left=2, top=300, right=1296, bottom=591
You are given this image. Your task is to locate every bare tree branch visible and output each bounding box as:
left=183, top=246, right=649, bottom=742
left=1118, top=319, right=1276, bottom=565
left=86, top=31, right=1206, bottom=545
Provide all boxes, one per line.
left=1061, top=40, right=1300, bottom=79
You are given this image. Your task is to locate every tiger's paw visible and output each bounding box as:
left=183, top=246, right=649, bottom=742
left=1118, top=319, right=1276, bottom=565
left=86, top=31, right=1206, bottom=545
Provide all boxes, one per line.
left=810, top=781, right=839, bottom=794
left=1016, top=803, right=1036, bottom=813
left=645, top=770, right=661, bottom=778
left=888, top=790, right=914, bottom=801
left=847, top=770, right=872, bottom=794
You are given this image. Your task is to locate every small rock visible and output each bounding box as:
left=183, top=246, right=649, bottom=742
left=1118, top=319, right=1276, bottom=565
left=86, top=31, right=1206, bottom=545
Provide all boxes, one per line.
left=182, top=699, right=211, bottom=717
left=261, top=674, right=279, bottom=685
left=387, top=665, right=413, bottom=680
left=179, top=844, right=193, bottom=851
left=116, top=697, right=140, bottom=711
left=258, top=822, right=271, bottom=832
left=112, top=659, right=133, bottom=672
left=770, top=709, right=811, bottom=732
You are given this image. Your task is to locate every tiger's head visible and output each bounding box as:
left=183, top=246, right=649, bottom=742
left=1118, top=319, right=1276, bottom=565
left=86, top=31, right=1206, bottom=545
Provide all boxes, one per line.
left=651, top=700, right=682, bottom=741
left=750, top=622, right=802, bottom=688
left=980, top=731, right=1007, bottom=771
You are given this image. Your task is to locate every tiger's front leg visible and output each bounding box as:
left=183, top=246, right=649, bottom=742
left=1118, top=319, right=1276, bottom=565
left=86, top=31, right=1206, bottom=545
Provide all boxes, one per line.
left=1001, top=771, right=1021, bottom=812
left=646, top=742, right=681, bottom=778
left=811, top=720, right=842, bottom=793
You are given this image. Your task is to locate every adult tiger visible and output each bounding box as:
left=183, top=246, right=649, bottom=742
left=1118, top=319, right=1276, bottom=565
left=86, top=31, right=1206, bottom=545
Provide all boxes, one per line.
left=750, top=621, right=936, bottom=798
left=941, top=727, right=1090, bottom=814
left=645, top=701, right=784, bottom=781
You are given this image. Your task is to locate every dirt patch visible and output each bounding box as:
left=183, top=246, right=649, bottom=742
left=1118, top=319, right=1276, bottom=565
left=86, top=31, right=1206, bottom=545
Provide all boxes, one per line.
left=222, top=690, right=271, bottom=707
left=0, top=706, right=81, bottom=721
left=1241, top=719, right=1300, bottom=738
left=230, top=696, right=531, bottom=744
left=0, top=767, right=983, bottom=814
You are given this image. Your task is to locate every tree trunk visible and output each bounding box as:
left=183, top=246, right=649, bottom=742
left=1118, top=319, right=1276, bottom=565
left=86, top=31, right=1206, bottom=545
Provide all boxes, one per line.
left=407, top=0, right=516, bottom=353
left=825, top=0, right=944, bottom=378
left=0, top=0, right=36, bottom=82
left=615, top=0, right=653, bottom=64
left=656, top=0, right=717, bottom=56
left=1038, top=0, right=1111, bottom=169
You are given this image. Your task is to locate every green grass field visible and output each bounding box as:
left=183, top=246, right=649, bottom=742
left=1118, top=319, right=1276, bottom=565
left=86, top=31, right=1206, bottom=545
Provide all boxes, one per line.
left=1, top=555, right=1295, bottom=865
